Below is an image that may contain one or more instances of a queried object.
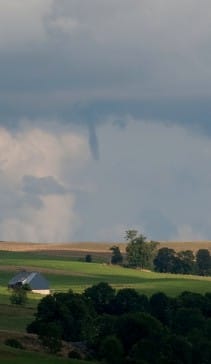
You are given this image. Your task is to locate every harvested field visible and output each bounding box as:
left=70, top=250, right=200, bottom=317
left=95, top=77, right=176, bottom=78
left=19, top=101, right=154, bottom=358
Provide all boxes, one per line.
left=159, top=241, right=211, bottom=253
left=0, top=241, right=211, bottom=255
left=0, top=242, right=125, bottom=252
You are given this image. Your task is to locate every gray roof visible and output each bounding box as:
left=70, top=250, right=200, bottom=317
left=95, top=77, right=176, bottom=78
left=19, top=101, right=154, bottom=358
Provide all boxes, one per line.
left=8, top=271, right=49, bottom=290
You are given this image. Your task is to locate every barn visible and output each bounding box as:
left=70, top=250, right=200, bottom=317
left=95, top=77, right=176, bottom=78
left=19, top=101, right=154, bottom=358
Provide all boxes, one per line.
left=8, top=271, right=50, bottom=295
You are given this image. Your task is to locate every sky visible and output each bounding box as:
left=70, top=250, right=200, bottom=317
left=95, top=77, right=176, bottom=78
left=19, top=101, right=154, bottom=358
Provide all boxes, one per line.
left=0, top=0, right=211, bottom=242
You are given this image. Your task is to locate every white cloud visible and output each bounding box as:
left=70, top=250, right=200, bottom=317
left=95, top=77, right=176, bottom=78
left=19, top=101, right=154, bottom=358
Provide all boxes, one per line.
left=0, top=119, right=211, bottom=242
left=77, top=118, right=211, bottom=241
left=172, top=225, right=206, bottom=242
left=0, top=126, right=89, bottom=181
left=0, top=125, right=90, bottom=242
left=0, top=195, right=79, bottom=242
left=96, top=224, right=146, bottom=242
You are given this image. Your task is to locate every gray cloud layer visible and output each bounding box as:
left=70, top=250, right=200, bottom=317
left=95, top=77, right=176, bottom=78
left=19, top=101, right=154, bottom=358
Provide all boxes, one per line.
left=0, top=1, right=210, bottom=241
left=0, top=0, right=211, bottom=133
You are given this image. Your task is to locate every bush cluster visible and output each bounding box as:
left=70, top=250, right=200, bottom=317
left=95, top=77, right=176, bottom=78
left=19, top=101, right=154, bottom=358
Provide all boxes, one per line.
left=27, top=282, right=211, bottom=363
left=5, top=338, right=24, bottom=350
left=154, top=247, right=211, bottom=275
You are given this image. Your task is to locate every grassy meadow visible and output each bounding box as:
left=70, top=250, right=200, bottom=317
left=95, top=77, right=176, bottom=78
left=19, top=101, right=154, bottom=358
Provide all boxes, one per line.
left=0, top=304, right=35, bottom=332
left=1, top=249, right=211, bottom=334
left=1, top=250, right=211, bottom=300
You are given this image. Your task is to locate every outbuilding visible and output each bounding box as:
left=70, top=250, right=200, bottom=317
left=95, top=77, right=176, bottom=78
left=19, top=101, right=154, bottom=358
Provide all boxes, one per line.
left=8, top=271, right=50, bottom=295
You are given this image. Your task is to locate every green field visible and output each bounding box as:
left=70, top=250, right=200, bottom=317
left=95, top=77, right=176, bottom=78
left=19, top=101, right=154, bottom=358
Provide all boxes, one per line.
left=0, top=250, right=211, bottom=335
left=1, top=250, right=211, bottom=362
left=0, top=304, right=35, bottom=332
left=1, top=251, right=211, bottom=298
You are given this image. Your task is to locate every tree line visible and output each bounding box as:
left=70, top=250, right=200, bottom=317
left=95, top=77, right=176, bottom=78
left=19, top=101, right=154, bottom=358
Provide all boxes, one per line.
left=27, top=282, right=211, bottom=363
left=154, top=247, right=211, bottom=275
left=110, top=230, right=211, bottom=276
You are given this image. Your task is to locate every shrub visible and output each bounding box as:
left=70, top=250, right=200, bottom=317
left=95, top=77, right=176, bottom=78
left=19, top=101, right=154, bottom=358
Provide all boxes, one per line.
left=5, top=338, right=24, bottom=349
left=99, top=335, right=124, bottom=364
left=68, top=350, right=82, bottom=359
left=38, top=322, right=62, bottom=354
left=22, top=283, right=31, bottom=291
left=110, top=246, right=123, bottom=265
left=85, top=254, right=92, bottom=263
left=10, top=287, right=27, bottom=305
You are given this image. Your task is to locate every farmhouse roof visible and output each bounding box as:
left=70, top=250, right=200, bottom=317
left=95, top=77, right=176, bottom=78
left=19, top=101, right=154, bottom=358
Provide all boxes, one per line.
left=8, top=271, right=49, bottom=290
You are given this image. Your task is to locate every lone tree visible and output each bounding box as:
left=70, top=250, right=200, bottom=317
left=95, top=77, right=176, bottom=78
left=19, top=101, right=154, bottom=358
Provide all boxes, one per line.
left=85, top=254, right=92, bottom=263
left=110, top=245, right=123, bottom=265
left=10, top=286, right=28, bottom=306
left=125, top=230, right=158, bottom=269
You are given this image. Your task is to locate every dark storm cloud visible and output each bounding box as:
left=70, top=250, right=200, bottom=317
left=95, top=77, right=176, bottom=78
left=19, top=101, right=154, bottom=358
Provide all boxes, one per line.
left=0, top=0, right=211, bottom=139
left=88, top=124, right=99, bottom=160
